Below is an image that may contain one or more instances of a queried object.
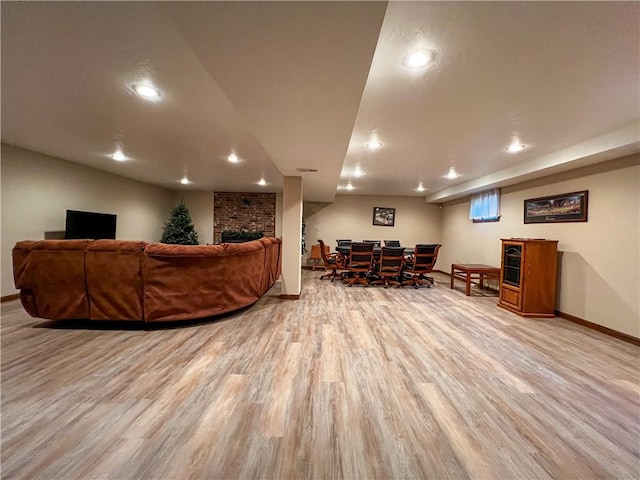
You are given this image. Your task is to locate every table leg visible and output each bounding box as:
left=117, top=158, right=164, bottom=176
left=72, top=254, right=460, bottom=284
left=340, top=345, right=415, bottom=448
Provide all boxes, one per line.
left=450, top=266, right=455, bottom=289
left=479, top=274, right=484, bottom=289
left=465, top=274, right=471, bottom=296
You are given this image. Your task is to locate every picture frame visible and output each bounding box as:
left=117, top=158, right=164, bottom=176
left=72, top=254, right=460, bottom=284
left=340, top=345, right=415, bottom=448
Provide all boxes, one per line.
left=373, top=207, right=396, bottom=227
left=524, top=190, right=588, bottom=224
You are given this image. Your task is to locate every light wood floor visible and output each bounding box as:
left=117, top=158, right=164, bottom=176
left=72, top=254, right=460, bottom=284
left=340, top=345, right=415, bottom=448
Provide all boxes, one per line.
left=1, top=270, right=639, bottom=479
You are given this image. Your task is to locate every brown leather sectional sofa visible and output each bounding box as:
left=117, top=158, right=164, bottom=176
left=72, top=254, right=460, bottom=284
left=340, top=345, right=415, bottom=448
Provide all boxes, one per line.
left=12, top=237, right=282, bottom=322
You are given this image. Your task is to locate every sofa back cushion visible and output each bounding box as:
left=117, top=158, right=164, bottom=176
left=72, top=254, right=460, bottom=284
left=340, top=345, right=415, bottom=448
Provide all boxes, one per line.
left=86, top=240, right=147, bottom=321
left=222, top=240, right=267, bottom=309
left=258, top=237, right=281, bottom=293
left=28, top=240, right=91, bottom=319
left=143, top=243, right=229, bottom=322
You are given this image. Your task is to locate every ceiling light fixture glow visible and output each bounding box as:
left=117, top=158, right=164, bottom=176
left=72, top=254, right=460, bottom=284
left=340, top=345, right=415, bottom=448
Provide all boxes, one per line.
left=134, top=84, right=161, bottom=101
left=506, top=143, right=526, bottom=153
left=258, top=178, right=267, bottom=186
left=345, top=182, right=355, bottom=191
left=444, top=167, right=460, bottom=179
left=110, top=150, right=127, bottom=162
left=366, top=141, right=382, bottom=150
left=180, top=177, right=190, bottom=185
left=416, top=183, right=426, bottom=192
left=353, top=167, right=365, bottom=177
left=228, top=153, right=240, bottom=163
left=405, top=49, right=435, bottom=70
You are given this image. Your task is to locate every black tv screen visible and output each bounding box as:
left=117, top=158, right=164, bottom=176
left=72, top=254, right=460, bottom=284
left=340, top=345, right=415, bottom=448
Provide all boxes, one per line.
left=65, top=210, right=117, bottom=240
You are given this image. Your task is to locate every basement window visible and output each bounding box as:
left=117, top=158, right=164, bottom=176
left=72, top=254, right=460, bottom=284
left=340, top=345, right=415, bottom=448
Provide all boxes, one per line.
left=470, top=188, right=501, bottom=223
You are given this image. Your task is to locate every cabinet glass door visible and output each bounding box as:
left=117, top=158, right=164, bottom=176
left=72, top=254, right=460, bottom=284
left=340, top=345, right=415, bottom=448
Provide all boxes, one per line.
left=503, top=245, right=522, bottom=287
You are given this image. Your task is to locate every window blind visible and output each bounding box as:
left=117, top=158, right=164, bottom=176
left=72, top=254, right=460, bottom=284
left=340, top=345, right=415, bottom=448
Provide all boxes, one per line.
left=470, top=188, right=501, bottom=222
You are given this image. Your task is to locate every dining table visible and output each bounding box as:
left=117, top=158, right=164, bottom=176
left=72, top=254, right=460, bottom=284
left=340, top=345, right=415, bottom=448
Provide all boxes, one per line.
left=336, top=245, right=415, bottom=257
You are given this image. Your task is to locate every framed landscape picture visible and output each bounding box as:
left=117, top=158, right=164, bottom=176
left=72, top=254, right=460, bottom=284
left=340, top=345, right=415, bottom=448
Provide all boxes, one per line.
left=373, top=207, right=395, bottom=226
left=524, top=190, right=588, bottom=224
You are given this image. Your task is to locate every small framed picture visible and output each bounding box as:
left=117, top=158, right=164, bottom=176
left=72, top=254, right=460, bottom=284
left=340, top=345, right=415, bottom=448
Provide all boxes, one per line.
left=373, top=207, right=396, bottom=227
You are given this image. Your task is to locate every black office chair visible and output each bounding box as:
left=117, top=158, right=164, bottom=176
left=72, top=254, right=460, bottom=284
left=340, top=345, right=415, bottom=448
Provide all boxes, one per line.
left=336, top=239, right=352, bottom=249
left=363, top=240, right=381, bottom=247
left=402, top=244, right=441, bottom=288
left=372, top=247, right=405, bottom=288
left=384, top=240, right=401, bottom=247
left=344, top=242, right=374, bottom=287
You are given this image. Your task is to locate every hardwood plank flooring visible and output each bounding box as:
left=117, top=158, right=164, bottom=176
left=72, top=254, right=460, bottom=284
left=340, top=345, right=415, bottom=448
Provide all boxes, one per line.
left=1, top=271, right=639, bottom=479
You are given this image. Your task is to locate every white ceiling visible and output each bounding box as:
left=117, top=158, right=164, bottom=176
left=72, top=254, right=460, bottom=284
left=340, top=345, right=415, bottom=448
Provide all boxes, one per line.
left=2, top=1, right=639, bottom=203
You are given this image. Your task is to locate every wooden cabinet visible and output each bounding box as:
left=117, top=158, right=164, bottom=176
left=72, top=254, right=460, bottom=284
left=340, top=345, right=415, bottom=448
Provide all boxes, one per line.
left=498, top=238, right=558, bottom=317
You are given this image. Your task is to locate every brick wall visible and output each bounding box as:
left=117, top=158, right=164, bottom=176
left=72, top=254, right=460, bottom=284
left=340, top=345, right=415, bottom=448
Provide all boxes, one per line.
left=213, top=192, right=276, bottom=243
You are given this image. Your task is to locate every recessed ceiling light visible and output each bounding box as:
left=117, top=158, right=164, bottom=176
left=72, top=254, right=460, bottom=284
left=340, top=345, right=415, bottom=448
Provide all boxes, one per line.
left=110, top=150, right=128, bottom=162
left=228, top=153, right=240, bottom=163
left=345, top=182, right=355, bottom=191
left=405, top=49, right=435, bottom=70
left=444, top=167, right=460, bottom=179
left=506, top=143, right=526, bottom=153
left=366, top=141, right=382, bottom=150
left=257, top=178, right=267, bottom=186
left=353, top=167, right=365, bottom=177
left=180, top=177, right=190, bottom=185
left=416, top=183, right=426, bottom=192
left=134, top=84, right=161, bottom=102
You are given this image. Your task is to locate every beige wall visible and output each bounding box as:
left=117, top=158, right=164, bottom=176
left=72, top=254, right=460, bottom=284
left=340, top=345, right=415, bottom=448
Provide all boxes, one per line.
left=441, top=154, right=640, bottom=338
left=175, top=191, right=214, bottom=245
left=1, top=144, right=176, bottom=296
left=303, top=194, right=442, bottom=263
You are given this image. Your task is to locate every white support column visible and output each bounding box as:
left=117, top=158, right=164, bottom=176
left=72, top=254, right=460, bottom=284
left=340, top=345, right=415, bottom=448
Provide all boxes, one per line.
left=281, top=176, right=303, bottom=298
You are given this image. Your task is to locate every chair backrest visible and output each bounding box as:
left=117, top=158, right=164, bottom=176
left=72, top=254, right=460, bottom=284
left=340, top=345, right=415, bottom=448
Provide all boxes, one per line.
left=409, top=244, right=441, bottom=273
left=349, top=242, right=374, bottom=272
left=336, top=239, right=352, bottom=247
left=378, top=247, right=405, bottom=274
left=384, top=240, right=401, bottom=247
left=317, top=239, right=332, bottom=266
left=363, top=240, right=381, bottom=247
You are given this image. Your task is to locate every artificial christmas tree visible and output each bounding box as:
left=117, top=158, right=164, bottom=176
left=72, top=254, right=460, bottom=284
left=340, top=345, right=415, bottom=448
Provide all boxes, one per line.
left=160, top=202, right=199, bottom=245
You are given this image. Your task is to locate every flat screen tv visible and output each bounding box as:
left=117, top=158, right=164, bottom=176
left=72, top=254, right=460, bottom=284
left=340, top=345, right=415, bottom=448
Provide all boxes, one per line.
left=64, top=210, right=117, bottom=240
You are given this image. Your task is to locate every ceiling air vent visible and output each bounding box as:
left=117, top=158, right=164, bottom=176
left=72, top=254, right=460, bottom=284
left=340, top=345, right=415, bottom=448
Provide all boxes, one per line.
left=296, top=168, right=318, bottom=173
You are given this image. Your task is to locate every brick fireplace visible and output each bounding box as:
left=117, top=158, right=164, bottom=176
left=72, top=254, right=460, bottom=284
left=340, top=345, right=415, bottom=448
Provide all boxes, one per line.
left=213, top=192, right=276, bottom=244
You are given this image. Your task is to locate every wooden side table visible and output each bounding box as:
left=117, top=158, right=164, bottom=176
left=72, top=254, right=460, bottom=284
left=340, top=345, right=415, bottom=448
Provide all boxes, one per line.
left=451, top=263, right=500, bottom=296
